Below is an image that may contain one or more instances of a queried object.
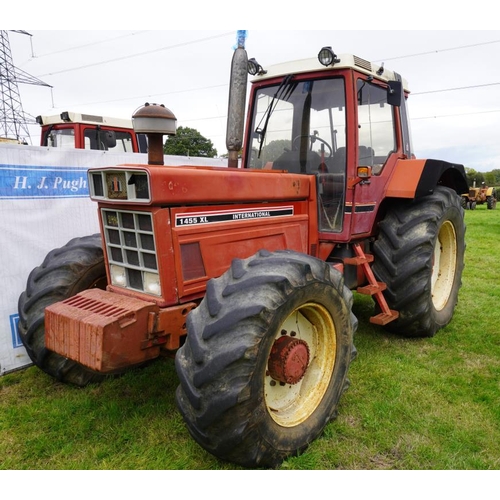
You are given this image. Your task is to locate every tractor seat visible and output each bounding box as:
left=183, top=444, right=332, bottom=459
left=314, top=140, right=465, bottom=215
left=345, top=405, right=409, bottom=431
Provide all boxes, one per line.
left=272, top=150, right=321, bottom=174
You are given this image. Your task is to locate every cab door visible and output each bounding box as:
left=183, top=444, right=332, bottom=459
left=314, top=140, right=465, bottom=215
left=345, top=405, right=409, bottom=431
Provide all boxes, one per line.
left=351, top=76, right=399, bottom=235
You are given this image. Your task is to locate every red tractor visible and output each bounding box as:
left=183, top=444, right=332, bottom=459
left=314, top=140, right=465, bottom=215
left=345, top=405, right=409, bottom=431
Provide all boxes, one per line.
left=36, top=110, right=147, bottom=153
left=18, top=42, right=468, bottom=468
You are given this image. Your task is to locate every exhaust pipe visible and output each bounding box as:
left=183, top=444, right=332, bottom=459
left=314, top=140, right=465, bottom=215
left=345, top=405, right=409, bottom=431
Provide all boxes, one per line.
left=226, top=30, right=248, bottom=169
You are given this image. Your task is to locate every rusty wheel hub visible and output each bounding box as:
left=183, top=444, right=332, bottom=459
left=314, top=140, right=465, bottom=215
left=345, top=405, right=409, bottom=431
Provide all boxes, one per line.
left=268, top=336, right=310, bottom=385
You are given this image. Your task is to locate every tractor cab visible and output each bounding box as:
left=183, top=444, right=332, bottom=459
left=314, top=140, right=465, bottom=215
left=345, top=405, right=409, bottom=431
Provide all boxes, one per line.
left=244, top=50, right=408, bottom=235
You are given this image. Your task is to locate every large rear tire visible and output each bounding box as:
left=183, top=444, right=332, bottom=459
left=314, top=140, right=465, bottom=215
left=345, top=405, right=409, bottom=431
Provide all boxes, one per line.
left=372, top=186, right=465, bottom=337
left=487, top=189, right=497, bottom=209
left=18, top=234, right=108, bottom=386
left=175, top=249, right=357, bottom=468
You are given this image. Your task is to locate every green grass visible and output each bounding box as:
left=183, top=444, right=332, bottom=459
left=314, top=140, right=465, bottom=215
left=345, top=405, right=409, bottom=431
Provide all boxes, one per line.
left=1, top=205, right=499, bottom=470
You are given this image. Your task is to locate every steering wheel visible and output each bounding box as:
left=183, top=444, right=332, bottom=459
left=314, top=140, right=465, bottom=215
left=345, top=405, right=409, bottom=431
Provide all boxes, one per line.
left=292, top=134, right=333, bottom=157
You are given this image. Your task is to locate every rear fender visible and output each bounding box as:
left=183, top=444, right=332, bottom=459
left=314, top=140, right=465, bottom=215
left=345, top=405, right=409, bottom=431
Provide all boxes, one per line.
left=385, top=159, right=468, bottom=199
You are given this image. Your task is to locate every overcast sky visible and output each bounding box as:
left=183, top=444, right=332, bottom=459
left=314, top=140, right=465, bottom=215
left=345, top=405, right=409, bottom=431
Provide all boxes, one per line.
left=6, top=29, right=500, bottom=172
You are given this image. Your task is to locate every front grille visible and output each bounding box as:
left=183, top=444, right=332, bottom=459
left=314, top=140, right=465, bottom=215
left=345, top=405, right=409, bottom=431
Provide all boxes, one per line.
left=101, top=209, right=160, bottom=296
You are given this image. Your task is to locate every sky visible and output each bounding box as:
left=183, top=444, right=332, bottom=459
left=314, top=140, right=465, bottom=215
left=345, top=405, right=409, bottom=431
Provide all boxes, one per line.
left=6, top=28, right=500, bottom=173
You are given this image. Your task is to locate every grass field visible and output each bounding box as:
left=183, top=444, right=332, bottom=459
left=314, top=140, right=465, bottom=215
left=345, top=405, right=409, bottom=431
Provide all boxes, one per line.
left=1, top=204, right=499, bottom=470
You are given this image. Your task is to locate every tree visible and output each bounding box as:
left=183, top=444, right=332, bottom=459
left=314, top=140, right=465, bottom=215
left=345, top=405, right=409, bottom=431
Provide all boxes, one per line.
left=484, top=171, right=495, bottom=186
left=485, top=169, right=500, bottom=186
left=163, top=126, right=217, bottom=158
left=465, top=167, right=485, bottom=187
left=260, top=139, right=291, bottom=164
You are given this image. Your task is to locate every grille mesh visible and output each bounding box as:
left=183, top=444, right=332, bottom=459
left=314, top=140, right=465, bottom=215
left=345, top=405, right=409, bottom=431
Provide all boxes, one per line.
left=101, top=209, right=159, bottom=294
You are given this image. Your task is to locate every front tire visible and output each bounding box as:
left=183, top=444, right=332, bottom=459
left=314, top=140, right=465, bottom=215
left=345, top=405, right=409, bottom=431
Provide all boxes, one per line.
left=175, top=250, right=357, bottom=468
left=18, top=234, right=108, bottom=386
left=372, top=186, right=465, bottom=337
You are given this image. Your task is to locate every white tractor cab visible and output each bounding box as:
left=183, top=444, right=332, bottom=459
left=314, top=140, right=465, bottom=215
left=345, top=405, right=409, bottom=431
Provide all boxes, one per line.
left=36, top=111, right=147, bottom=153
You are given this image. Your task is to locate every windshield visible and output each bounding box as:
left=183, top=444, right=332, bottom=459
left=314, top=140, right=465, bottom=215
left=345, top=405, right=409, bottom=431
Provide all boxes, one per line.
left=247, top=77, right=346, bottom=173
left=247, top=77, right=347, bottom=232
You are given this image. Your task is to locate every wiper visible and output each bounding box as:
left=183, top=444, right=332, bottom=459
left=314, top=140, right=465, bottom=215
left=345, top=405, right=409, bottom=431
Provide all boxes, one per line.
left=255, top=74, right=296, bottom=158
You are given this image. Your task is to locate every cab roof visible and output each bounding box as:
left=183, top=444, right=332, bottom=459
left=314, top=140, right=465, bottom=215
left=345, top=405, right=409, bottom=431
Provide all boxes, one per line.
left=251, top=53, right=410, bottom=92
left=37, top=111, right=133, bottom=129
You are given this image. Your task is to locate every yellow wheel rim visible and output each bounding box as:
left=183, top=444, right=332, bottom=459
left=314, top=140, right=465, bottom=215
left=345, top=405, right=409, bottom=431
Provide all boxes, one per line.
left=431, top=220, right=457, bottom=311
left=264, top=303, right=336, bottom=428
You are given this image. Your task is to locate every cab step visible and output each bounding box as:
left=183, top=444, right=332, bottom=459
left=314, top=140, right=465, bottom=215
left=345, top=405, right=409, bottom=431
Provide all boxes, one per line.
left=370, top=311, right=399, bottom=326
left=344, top=243, right=399, bottom=326
left=357, top=282, right=387, bottom=295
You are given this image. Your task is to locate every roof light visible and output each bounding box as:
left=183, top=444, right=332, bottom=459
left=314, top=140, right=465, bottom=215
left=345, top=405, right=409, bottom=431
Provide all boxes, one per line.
left=248, top=58, right=266, bottom=76
left=318, top=47, right=339, bottom=67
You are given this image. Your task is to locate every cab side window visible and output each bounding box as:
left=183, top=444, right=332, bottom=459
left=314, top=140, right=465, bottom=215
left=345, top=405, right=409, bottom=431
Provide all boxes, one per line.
left=83, top=129, right=134, bottom=152
left=356, top=79, right=396, bottom=174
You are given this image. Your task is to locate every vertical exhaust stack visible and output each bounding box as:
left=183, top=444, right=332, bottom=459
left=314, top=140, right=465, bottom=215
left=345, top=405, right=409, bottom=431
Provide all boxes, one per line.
left=226, top=30, right=248, bottom=169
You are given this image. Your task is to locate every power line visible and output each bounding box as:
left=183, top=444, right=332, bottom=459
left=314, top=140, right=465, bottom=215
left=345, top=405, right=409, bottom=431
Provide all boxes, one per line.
left=34, top=33, right=500, bottom=101
left=37, top=31, right=234, bottom=77
left=32, top=31, right=148, bottom=59
left=69, top=83, right=228, bottom=108
left=412, top=82, right=500, bottom=96
left=411, top=108, right=500, bottom=121
left=30, top=33, right=500, bottom=135
left=376, top=39, right=500, bottom=62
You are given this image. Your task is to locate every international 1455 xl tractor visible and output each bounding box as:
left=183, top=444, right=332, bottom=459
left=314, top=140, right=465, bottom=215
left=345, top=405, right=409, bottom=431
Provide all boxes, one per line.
left=18, top=38, right=468, bottom=468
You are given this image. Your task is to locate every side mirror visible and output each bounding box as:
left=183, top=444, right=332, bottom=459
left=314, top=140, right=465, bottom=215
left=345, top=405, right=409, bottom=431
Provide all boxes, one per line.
left=104, top=130, right=117, bottom=148
left=387, top=80, right=402, bottom=107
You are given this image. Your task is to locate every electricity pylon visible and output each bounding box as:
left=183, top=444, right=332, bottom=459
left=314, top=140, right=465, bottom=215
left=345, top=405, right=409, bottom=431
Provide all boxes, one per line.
left=0, top=30, right=51, bottom=144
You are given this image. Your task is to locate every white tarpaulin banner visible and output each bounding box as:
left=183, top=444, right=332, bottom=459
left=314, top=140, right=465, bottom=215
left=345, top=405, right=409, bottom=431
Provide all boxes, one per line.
left=0, top=143, right=227, bottom=375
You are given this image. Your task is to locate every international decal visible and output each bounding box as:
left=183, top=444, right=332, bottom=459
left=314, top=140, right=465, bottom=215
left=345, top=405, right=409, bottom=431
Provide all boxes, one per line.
left=175, top=206, right=294, bottom=227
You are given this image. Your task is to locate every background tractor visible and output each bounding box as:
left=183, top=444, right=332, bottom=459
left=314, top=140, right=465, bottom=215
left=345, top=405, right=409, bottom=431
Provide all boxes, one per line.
left=462, top=181, right=497, bottom=209
left=36, top=110, right=147, bottom=153
left=18, top=36, right=468, bottom=468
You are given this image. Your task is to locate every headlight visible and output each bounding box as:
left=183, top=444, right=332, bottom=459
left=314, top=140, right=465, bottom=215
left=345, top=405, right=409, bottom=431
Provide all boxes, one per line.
left=144, top=272, right=161, bottom=296
left=110, top=265, right=126, bottom=287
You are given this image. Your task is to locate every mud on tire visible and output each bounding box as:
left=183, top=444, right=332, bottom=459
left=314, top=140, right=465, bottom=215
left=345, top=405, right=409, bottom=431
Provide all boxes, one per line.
left=175, top=249, right=357, bottom=468
left=372, top=186, right=465, bottom=337
left=18, top=234, right=107, bottom=386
